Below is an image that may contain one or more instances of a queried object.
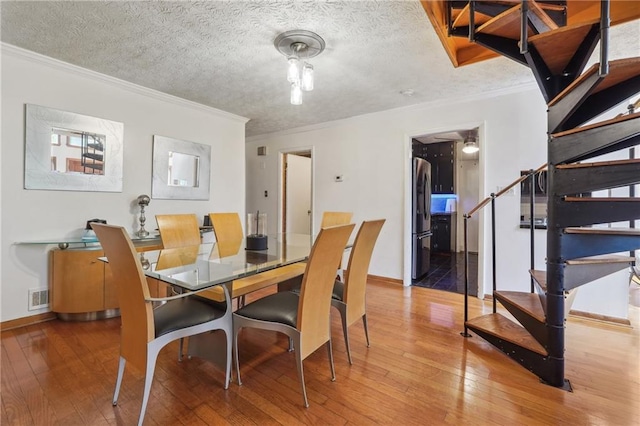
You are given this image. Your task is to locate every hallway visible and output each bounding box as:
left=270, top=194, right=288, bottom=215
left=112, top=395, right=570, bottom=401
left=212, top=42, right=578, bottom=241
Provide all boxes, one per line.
left=412, top=252, right=478, bottom=297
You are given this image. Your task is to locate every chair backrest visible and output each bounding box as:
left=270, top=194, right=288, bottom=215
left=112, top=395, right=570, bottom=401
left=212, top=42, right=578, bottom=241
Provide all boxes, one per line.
left=91, top=223, right=154, bottom=371
left=209, top=212, right=243, bottom=242
left=320, top=211, right=353, bottom=228
left=156, top=214, right=201, bottom=248
left=343, top=219, right=385, bottom=323
left=156, top=245, right=200, bottom=270
left=297, top=223, right=355, bottom=359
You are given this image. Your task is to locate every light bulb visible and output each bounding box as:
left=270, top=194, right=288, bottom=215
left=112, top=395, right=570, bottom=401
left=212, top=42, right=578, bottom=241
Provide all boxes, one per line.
left=462, top=141, right=479, bottom=154
left=302, top=62, right=314, bottom=91
left=287, top=55, right=301, bottom=83
left=290, top=82, right=302, bottom=105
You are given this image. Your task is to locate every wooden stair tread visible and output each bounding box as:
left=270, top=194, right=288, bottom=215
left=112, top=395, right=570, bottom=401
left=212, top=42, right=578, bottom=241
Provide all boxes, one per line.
left=495, top=290, right=545, bottom=323
left=530, top=269, right=547, bottom=290
left=466, top=313, right=548, bottom=356
left=476, top=4, right=532, bottom=40
left=564, top=196, right=640, bottom=202
left=451, top=3, right=492, bottom=28
left=566, top=0, right=640, bottom=27
left=529, top=19, right=598, bottom=74
left=528, top=1, right=560, bottom=31
left=556, top=157, right=640, bottom=170
left=549, top=58, right=640, bottom=107
left=551, top=111, right=640, bottom=138
left=565, top=254, right=635, bottom=266
left=565, top=227, right=640, bottom=236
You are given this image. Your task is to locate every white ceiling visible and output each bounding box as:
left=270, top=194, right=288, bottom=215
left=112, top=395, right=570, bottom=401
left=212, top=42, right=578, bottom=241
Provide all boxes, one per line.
left=1, top=1, right=637, bottom=138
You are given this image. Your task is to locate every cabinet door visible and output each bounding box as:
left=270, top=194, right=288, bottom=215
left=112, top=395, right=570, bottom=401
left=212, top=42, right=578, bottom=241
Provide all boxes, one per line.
left=426, top=142, right=455, bottom=194
left=431, top=221, right=439, bottom=250
left=51, top=249, right=105, bottom=313
left=438, top=156, right=454, bottom=193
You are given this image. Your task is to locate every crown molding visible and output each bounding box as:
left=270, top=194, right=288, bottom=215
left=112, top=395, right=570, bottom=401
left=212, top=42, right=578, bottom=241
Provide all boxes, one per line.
left=1, top=43, right=249, bottom=124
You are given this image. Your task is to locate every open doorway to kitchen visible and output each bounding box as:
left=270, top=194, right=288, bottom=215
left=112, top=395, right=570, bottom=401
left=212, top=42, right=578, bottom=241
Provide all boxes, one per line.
left=410, top=128, right=481, bottom=297
left=280, top=150, right=312, bottom=235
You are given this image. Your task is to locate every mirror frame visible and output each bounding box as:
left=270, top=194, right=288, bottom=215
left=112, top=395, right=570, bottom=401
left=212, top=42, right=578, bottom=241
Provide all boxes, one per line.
left=24, top=104, right=124, bottom=192
left=151, top=135, right=211, bottom=200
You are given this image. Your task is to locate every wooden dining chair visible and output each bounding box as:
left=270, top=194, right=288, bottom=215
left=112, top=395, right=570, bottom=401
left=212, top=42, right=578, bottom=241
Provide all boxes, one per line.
left=208, top=212, right=244, bottom=242
left=320, top=211, right=353, bottom=227
left=321, top=211, right=353, bottom=278
left=233, top=223, right=355, bottom=407
left=91, top=223, right=232, bottom=426
left=331, top=219, right=385, bottom=364
left=156, top=213, right=201, bottom=248
left=207, top=212, right=306, bottom=306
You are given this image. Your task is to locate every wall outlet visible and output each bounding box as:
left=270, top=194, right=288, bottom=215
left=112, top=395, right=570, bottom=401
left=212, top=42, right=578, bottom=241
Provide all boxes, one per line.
left=28, top=287, right=49, bottom=310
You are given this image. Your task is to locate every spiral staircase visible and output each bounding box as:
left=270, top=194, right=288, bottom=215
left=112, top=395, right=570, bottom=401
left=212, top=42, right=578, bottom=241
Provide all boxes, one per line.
left=422, top=0, right=640, bottom=388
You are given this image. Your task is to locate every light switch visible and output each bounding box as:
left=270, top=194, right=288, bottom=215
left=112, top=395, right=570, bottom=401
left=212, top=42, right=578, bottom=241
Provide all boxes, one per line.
left=335, top=175, right=344, bottom=182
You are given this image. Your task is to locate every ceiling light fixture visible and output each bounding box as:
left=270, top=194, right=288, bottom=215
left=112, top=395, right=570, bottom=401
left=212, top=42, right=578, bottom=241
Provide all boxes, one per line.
left=274, top=30, right=325, bottom=105
left=462, top=134, right=479, bottom=154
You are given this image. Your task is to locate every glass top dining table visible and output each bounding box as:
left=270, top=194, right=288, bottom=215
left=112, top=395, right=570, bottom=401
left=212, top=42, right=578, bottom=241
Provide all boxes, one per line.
left=139, top=233, right=313, bottom=292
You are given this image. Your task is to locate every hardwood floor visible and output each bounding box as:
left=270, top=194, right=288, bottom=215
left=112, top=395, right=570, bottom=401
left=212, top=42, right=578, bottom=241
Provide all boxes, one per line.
left=2, top=280, right=639, bottom=425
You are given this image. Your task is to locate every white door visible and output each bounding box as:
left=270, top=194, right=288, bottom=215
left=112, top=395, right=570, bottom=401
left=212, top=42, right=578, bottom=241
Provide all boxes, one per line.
left=286, top=154, right=312, bottom=234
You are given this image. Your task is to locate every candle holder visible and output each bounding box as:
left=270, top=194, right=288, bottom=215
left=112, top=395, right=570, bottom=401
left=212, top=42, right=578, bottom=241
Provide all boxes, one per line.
left=246, top=212, right=268, bottom=250
left=136, top=194, right=151, bottom=237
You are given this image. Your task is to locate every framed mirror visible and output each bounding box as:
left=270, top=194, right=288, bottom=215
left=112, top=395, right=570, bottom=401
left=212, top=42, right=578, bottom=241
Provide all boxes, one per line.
left=152, top=135, right=211, bottom=200
left=25, top=104, right=124, bottom=192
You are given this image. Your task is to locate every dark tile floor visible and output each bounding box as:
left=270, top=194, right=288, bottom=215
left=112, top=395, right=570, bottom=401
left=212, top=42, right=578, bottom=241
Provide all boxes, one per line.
left=412, top=252, right=478, bottom=297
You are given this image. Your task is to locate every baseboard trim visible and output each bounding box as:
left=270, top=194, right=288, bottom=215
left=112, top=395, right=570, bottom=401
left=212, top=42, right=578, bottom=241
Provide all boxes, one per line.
left=569, top=309, right=631, bottom=327
left=1, top=312, right=57, bottom=331
left=367, top=274, right=403, bottom=286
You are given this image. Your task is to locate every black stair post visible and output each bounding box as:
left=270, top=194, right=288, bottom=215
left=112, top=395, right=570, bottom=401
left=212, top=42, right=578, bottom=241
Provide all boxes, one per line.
left=545, top=163, right=566, bottom=387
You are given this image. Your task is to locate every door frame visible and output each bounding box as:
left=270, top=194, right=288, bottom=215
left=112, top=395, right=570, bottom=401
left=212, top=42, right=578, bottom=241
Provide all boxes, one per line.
left=278, top=147, right=314, bottom=235
left=404, top=122, right=486, bottom=300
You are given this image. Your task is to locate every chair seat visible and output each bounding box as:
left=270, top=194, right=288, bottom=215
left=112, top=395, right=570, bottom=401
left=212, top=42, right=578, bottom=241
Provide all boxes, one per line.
left=154, top=296, right=227, bottom=338
left=234, top=291, right=299, bottom=327
left=332, top=280, right=345, bottom=301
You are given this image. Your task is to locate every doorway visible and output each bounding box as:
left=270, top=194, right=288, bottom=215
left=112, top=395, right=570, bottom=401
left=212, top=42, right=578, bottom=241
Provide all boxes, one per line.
left=280, top=150, right=312, bottom=235
left=408, top=127, right=482, bottom=298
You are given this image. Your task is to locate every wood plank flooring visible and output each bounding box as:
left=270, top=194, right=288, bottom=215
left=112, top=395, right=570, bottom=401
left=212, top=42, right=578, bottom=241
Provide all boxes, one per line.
left=2, top=281, right=639, bottom=425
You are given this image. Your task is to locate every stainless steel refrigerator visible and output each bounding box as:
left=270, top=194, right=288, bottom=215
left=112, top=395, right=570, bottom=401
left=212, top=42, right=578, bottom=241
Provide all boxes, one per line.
left=412, top=157, right=432, bottom=280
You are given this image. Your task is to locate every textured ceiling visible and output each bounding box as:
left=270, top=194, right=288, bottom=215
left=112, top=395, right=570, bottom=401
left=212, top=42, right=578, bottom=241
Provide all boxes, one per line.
left=1, top=1, right=637, bottom=137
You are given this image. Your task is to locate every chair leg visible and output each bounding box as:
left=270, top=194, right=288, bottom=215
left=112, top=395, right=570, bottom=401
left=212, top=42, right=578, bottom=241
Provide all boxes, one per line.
left=292, top=334, right=309, bottom=408
left=178, top=337, right=184, bottom=361
left=326, top=338, right=336, bottom=382
left=112, top=356, right=126, bottom=405
left=223, top=326, right=232, bottom=389
left=339, top=307, right=352, bottom=365
left=233, top=322, right=243, bottom=386
left=362, top=313, right=370, bottom=347
left=138, top=345, right=160, bottom=426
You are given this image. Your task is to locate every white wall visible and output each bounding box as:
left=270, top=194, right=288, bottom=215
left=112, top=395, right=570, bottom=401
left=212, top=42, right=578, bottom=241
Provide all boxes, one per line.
left=246, top=85, right=635, bottom=320
left=246, top=85, right=550, bottom=295
left=1, top=45, right=247, bottom=322
left=455, top=140, right=480, bottom=253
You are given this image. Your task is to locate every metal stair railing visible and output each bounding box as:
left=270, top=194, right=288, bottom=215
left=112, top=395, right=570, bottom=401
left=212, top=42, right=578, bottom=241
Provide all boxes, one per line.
left=461, top=163, right=547, bottom=337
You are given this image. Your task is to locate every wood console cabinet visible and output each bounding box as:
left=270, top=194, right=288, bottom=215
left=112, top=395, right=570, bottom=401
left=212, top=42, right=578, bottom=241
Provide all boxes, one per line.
left=49, top=242, right=165, bottom=320
left=49, top=248, right=117, bottom=319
